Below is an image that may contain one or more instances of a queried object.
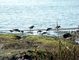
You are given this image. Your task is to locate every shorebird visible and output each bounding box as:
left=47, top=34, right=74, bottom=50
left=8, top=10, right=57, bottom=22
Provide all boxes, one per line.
left=46, top=28, right=52, bottom=31
left=28, top=25, right=34, bottom=35
left=21, top=30, right=24, bottom=34
left=37, top=30, right=42, bottom=33
left=55, top=21, right=61, bottom=29
left=13, top=29, right=20, bottom=32
left=56, top=26, right=60, bottom=29
left=10, top=30, right=13, bottom=33
left=37, top=30, right=42, bottom=35
left=29, top=25, right=34, bottom=30
left=42, top=32, right=47, bottom=35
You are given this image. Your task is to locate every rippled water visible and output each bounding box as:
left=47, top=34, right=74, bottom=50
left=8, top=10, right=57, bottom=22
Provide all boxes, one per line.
left=0, top=0, right=79, bottom=31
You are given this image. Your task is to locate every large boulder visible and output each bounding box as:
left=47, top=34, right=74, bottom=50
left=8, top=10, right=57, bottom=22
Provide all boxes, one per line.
left=63, top=33, right=72, bottom=39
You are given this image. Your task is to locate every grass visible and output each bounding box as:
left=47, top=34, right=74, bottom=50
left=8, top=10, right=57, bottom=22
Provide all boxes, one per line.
left=0, top=34, right=79, bottom=60
left=0, top=34, right=74, bottom=49
left=0, top=49, right=28, bottom=57
left=26, top=35, right=73, bottom=47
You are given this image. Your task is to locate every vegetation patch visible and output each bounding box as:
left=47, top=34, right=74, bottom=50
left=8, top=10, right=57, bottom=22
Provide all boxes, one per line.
left=0, top=34, right=79, bottom=60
